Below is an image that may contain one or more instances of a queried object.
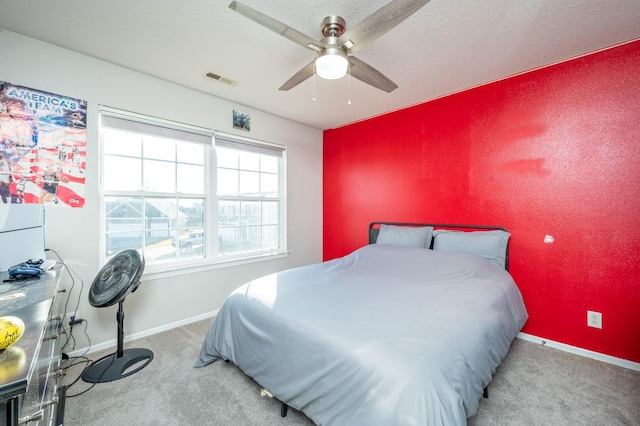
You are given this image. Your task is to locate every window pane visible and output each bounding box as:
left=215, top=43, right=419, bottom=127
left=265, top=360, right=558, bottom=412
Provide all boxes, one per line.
left=143, top=159, right=175, bottom=192
left=219, top=226, right=240, bottom=255
left=162, top=197, right=206, bottom=261
left=172, top=229, right=205, bottom=257
left=146, top=198, right=177, bottom=221
left=261, top=155, right=279, bottom=173
left=263, top=224, right=279, bottom=249
left=155, top=248, right=178, bottom=263
left=218, top=168, right=238, bottom=195
left=260, top=173, right=278, bottom=197
left=144, top=198, right=176, bottom=261
left=103, top=194, right=207, bottom=263
left=105, top=197, right=144, bottom=223
left=239, top=170, right=259, bottom=195
left=177, top=164, right=204, bottom=193
left=239, top=151, right=259, bottom=171
left=144, top=136, right=175, bottom=161
left=262, top=201, right=278, bottom=225
left=241, top=201, right=260, bottom=226
left=105, top=196, right=144, bottom=256
left=243, top=225, right=262, bottom=252
left=179, top=198, right=205, bottom=229
left=217, top=147, right=238, bottom=168
left=177, top=142, right=204, bottom=165
left=104, top=156, right=141, bottom=190
left=103, top=129, right=141, bottom=156
left=106, top=234, right=143, bottom=259
left=219, top=200, right=240, bottom=226
left=219, top=200, right=240, bottom=256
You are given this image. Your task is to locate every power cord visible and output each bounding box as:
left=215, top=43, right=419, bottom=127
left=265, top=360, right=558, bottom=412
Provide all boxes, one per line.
left=45, top=248, right=99, bottom=396
left=45, top=248, right=86, bottom=353
left=64, top=352, right=116, bottom=397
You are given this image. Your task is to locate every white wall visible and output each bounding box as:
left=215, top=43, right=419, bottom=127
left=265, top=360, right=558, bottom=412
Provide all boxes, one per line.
left=0, top=29, right=323, bottom=351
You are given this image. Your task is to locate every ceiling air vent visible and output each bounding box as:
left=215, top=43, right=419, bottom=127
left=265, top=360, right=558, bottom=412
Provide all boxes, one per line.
left=205, top=71, right=237, bottom=86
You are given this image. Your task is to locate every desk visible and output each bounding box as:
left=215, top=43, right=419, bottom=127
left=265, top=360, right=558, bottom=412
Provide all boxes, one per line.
left=0, top=267, right=65, bottom=425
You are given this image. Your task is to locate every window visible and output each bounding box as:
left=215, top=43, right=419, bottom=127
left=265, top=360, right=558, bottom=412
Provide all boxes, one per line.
left=100, top=107, right=286, bottom=271
left=215, top=134, right=285, bottom=257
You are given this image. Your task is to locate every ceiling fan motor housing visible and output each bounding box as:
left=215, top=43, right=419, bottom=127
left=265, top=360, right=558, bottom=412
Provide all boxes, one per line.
left=321, top=15, right=346, bottom=38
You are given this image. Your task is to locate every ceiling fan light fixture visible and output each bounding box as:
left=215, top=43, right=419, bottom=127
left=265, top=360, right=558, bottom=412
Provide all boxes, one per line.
left=315, top=48, right=348, bottom=80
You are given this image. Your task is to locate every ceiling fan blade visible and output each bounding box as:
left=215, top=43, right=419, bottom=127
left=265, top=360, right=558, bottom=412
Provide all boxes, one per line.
left=279, top=61, right=315, bottom=91
left=338, top=0, right=429, bottom=53
left=229, top=1, right=323, bottom=51
left=349, top=56, right=398, bottom=93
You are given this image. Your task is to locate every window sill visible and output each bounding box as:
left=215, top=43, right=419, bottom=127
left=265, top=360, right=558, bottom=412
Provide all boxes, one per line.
left=141, top=251, right=290, bottom=281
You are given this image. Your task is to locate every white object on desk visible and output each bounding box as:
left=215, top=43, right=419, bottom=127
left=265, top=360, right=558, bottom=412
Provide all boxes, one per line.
left=0, top=205, right=46, bottom=271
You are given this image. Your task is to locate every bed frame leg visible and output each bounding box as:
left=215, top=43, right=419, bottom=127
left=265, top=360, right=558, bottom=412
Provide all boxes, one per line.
left=280, top=402, right=288, bottom=417
left=483, top=386, right=489, bottom=398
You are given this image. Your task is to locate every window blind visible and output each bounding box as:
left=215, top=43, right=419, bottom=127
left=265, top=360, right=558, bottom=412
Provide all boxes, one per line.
left=214, top=133, right=285, bottom=157
left=100, top=106, right=213, bottom=145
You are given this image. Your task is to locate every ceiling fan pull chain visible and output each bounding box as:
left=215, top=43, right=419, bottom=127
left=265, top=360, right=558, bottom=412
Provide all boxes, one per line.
left=312, top=62, right=317, bottom=102
left=348, top=63, right=352, bottom=105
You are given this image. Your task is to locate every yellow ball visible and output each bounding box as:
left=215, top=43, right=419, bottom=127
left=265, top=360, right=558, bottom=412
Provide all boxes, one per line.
left=0, top=316, right=25, bottom=350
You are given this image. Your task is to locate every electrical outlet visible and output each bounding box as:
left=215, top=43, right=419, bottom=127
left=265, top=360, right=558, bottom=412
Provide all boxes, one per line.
left=587, top=310, right=602, bottom=329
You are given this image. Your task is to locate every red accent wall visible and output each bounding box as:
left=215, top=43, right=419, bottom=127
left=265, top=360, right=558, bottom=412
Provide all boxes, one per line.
left=323, top=40, right=640, bottom=363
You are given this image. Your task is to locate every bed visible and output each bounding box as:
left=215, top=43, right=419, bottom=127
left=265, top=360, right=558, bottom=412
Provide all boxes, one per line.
left=195, top=222, right=528, bottom=425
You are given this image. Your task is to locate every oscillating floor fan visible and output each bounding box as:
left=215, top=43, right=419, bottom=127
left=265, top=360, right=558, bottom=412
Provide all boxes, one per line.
left=81, top=249, right=153, bottom=383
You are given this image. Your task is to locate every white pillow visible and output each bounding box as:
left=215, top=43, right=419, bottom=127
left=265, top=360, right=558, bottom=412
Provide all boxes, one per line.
left=376, top=225, right=433, bottom=248
left=433, top=229, right=510, bottom=268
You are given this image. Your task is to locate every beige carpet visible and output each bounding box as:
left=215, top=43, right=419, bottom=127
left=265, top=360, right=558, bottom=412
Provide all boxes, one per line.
left=62, top=319, right=640, bottom=425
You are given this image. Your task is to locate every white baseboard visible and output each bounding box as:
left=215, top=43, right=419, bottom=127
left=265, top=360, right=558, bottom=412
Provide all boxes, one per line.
left=67, top=310, right=218, bottom=358
left=517, top=332, right=640, bottom=372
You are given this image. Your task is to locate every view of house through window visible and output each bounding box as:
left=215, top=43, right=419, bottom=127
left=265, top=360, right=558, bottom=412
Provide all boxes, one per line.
left=216, top=145, right=281, bottom=255
left=100, top=107, right=286, bottom=269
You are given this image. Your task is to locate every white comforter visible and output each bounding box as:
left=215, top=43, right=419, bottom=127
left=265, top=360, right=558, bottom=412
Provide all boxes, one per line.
left=195, top=244, right=528, bottom=425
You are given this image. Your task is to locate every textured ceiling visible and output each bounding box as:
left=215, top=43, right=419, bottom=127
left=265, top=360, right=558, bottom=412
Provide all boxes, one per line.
left=1, top=0, right=639, bottom=130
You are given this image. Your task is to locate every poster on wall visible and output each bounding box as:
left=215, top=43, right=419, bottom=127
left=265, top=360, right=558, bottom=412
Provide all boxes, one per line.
left=0, top=81, right=87, bottom=207
left=233, top=109, right=250, bottom=132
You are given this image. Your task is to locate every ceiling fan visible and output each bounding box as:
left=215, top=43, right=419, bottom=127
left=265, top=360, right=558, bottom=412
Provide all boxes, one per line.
left=229, top=0, right=429, bottom=93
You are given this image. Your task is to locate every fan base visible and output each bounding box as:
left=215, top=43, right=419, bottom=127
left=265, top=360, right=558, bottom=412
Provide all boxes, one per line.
left=81, top=348, right=154, bottom=383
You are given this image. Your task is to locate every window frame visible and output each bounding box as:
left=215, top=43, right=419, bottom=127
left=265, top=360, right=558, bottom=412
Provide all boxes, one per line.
left=98, top=106, right=288, bottom=276
left=214, top=132, right=287, bottom=260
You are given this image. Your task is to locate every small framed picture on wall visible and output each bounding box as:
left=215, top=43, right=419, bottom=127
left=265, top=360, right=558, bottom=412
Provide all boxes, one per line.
left=233, top=109, right=250, bottom=132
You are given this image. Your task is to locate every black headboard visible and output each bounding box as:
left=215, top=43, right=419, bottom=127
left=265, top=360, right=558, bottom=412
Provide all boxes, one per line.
left=369, top=222, right=510, bottom=270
